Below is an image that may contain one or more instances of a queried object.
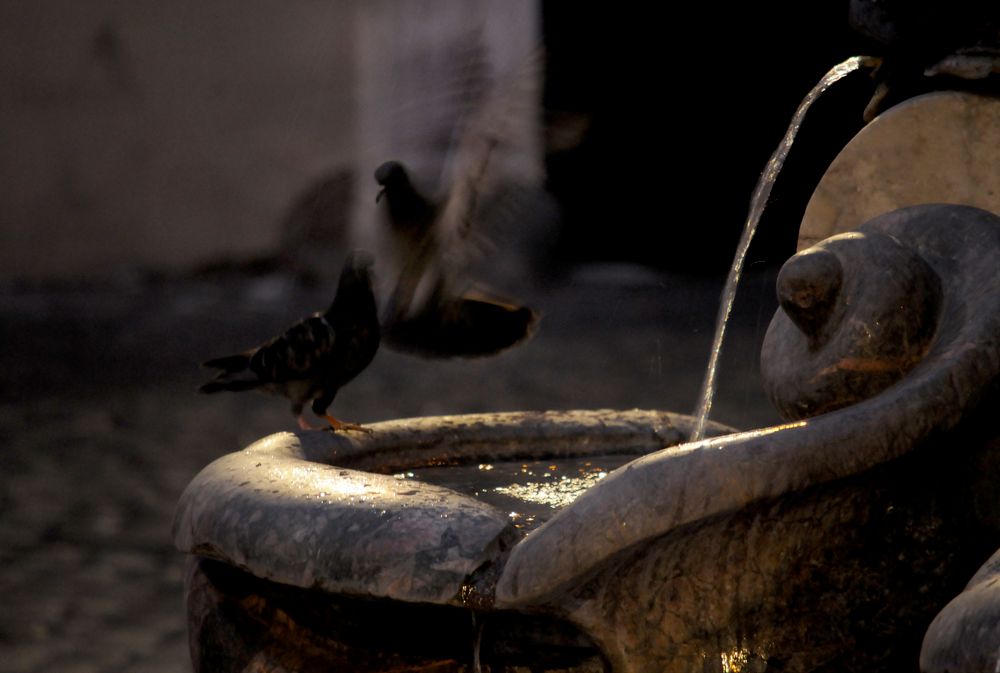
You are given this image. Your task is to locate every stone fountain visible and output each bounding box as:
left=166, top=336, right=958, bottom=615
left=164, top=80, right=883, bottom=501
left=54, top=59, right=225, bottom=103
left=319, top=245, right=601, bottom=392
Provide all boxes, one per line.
left=175, top=206, right=1000, bottom=672
left=174, top=36, right=1000, bottom=673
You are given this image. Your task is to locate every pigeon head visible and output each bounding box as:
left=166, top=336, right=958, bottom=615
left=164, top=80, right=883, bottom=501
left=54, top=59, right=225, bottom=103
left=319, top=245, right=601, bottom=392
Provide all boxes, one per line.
left=374, top=161, right=410, bottom=204
left=374, top=160, right=436, bottom=232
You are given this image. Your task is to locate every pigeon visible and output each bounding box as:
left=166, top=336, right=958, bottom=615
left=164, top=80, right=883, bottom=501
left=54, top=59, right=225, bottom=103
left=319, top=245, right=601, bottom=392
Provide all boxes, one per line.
left=199, top=251, right=380, bottom=431
left=362, top=32, right=554, bottom=358
left=375, top=159, right=538, bottom=358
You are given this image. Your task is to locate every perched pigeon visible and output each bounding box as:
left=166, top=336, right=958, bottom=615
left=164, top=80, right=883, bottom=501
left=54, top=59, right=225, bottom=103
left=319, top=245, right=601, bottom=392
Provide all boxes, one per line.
left=199, top=251, right=380, bottom=431
left=375, top=159, right=538, bottom=358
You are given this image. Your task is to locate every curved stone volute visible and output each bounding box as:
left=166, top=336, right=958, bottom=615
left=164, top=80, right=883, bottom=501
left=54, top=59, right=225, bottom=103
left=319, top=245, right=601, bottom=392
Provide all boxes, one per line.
left=773, top=245, right=844, bottom=344
left=762, top=228, right=943, bottom=419
left=494, top=205, right=1000, bottom=660
left=921, top=534, right=1000, bottom=672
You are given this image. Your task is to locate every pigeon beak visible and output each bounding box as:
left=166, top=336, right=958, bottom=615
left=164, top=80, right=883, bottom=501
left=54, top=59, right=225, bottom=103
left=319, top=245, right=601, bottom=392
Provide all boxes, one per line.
left=376, top=187, right=386, bottom=204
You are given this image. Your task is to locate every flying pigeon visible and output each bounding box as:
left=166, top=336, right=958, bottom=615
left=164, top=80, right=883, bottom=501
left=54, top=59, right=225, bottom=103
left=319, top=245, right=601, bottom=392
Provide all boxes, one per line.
left=375, top=159, right=538, bottom=358
left=199, top=251, right=380, bottom=431
left=372, top=45, right=545, bottom=358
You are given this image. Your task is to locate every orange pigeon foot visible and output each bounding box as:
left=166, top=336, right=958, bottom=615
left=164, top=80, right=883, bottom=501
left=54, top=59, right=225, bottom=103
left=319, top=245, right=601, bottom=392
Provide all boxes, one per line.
left=324, top=415, right=372, bottom=434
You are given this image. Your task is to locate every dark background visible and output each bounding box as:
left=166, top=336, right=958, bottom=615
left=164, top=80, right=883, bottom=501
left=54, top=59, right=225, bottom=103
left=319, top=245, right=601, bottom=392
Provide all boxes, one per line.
left=542, top=1, right=874, bottom=272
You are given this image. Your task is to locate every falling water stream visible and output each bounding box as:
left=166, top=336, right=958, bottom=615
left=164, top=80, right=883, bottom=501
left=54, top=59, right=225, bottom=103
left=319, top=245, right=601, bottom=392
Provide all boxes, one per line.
left=690, top=55, right=882, bottom=441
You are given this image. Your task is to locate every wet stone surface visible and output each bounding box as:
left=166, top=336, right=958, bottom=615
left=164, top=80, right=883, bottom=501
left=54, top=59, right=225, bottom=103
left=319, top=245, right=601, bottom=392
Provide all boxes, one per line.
left=0, top=267, right=779, bottom=672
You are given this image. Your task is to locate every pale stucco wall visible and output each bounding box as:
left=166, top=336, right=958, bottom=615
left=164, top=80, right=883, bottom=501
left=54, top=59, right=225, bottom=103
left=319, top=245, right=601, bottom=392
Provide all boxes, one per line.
left=0, top=1, right=357, bottom=280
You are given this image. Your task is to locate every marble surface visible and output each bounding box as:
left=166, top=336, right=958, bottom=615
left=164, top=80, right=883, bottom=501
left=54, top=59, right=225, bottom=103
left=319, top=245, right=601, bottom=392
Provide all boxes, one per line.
left=922, top=536, right=1000, bottom=673
left=173, top=409, right=730, bottom=605
left=173, top=430, right=517, bottom=605
left=799, top=92, right=1000, bottom=251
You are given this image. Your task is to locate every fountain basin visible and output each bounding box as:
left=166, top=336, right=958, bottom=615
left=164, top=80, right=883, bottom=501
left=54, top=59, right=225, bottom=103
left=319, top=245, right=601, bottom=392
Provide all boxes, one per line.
left=174, top=410, right=723, bottom=605
left=175, top=410, right=734, bottom=671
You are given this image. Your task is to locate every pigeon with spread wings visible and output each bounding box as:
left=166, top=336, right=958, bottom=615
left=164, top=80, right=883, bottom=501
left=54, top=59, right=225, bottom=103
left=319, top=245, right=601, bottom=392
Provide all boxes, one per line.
left=199, top=251, right=380, bottom=431
left=375, top=46, right=544, bottom=358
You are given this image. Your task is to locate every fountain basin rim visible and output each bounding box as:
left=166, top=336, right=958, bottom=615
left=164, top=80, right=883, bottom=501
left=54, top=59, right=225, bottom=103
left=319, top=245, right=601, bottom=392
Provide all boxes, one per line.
left=173, top=409, right=733, bottom=605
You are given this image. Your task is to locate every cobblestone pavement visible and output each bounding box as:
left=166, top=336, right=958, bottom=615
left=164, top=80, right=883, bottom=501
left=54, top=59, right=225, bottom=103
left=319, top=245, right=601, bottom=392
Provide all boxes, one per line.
left=0, top=266, right=780, bottom=672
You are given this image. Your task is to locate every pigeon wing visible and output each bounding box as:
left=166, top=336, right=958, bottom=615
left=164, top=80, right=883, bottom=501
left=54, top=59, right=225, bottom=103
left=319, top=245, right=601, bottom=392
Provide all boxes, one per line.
left=249, top=315, right=338, bottom=382
left=432, top=48, right=545, bottom=289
